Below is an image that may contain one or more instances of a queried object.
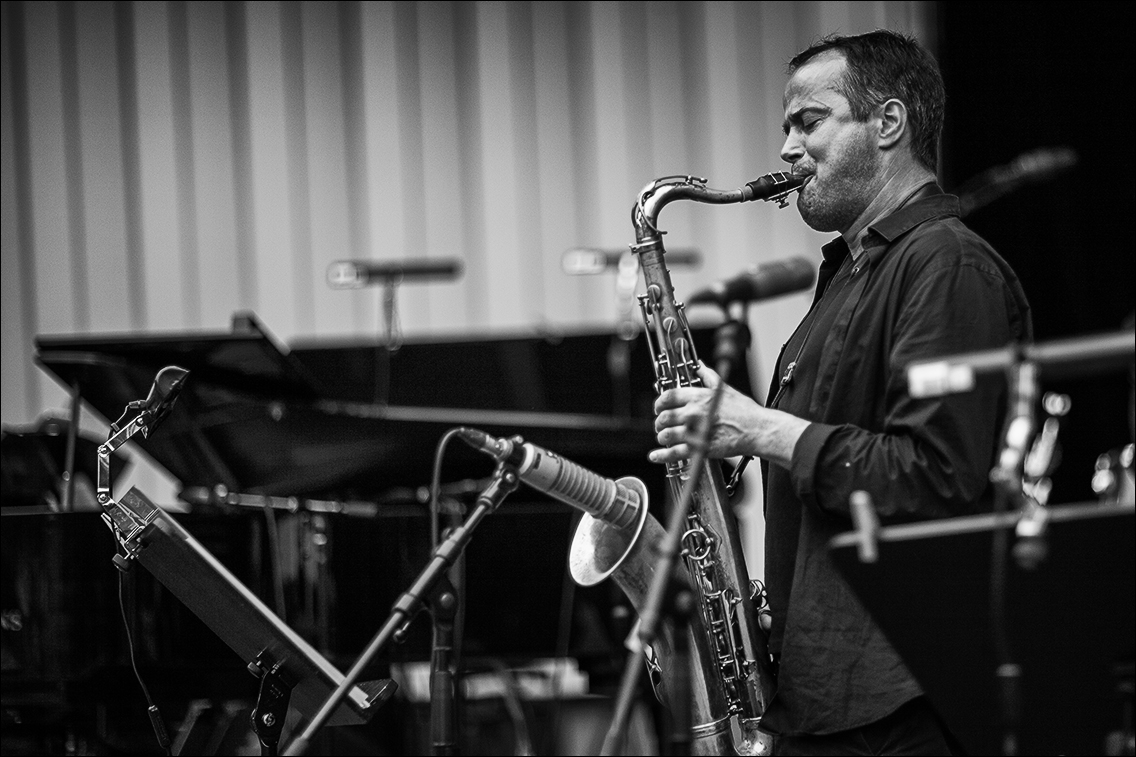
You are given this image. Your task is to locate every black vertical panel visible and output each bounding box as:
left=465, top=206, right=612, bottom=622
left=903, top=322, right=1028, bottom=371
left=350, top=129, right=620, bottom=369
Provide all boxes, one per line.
left=58, top=1, right=89, bottom=328
left=225, top=0, right=257, bottom=311
left=938, top=2, right=1136, bottom=504
left=4, top=1, right=41, bottom=413
left=168, top=0, right=201, bottom=326
left=114, top=0, right=144, bottom=330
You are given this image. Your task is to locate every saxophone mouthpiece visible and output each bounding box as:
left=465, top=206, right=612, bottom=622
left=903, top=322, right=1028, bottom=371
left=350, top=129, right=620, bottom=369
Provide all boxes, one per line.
left=746, top=172, right=806, bottom=206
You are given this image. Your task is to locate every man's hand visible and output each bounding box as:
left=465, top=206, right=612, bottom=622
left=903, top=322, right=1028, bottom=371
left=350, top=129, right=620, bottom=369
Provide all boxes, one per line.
left=649, top=363, right=810, bottom=469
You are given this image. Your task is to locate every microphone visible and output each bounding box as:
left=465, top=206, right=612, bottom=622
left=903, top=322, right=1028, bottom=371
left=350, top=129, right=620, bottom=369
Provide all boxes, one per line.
left=686, top=256, right=816, bottom=306
left=561, top=247, right=701, bottom=275
left=957, top=146, right=1078, bottom=217
left=138, top=365, right=189, bottom=437
left=327, top=258, right=463, bottom=288
left=455, top=427, right=645, bottom=530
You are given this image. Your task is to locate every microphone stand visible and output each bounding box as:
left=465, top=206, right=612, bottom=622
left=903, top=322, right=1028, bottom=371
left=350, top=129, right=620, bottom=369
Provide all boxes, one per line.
left=283, top=462, right=520, bottom=756
left=988, top=353, right=1039, bottom=757
left=430, top=491, right=467, bottom=757
left=429, top=574, right=459, bottom=756
left=720, top=308, right=754, bottom=498
left=97, top=366, right=190, bottom=565
left=600, top=320, right=744, bottom=756
left=95, top=367, right=189, bottom=756
left=374, top=275, right=401, bottom=405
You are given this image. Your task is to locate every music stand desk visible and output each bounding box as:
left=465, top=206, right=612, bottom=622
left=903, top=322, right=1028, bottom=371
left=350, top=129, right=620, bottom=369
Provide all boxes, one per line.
left=110, top=488, right=394, bottom=730
left=829, top=501, right=1134, bottom=756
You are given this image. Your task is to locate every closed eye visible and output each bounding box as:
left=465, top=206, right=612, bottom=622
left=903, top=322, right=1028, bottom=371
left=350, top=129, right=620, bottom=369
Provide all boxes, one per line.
left=783, top=107, right=830, bottom=135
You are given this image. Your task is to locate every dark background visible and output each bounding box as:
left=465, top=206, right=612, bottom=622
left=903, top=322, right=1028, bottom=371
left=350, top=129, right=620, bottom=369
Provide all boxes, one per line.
left=861, top=7, right=1136, bottom=754
left=938, top=1, right=1135, bottom=507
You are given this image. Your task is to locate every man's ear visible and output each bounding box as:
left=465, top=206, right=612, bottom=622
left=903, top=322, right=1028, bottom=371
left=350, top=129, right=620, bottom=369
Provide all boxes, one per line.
left=878, top=98, right=907, bottom=150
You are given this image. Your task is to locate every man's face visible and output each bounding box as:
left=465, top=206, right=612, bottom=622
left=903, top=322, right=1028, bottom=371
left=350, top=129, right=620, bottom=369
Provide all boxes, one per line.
left=780, top=53, right=880, bottom=233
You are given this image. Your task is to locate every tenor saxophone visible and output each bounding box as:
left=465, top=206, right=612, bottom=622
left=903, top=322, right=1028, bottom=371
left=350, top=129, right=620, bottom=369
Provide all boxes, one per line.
left=569, top=172, right=803, bottom=756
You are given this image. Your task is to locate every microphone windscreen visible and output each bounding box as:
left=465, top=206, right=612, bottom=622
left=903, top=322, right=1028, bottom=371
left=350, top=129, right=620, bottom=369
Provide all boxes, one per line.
left=688, top=256, right=815, bottom=305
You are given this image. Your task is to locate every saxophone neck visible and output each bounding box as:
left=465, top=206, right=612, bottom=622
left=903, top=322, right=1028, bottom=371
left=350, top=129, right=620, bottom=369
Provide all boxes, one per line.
left=633, top=175, right=749, bottom=243
left=632, top=171, right=806, bottom=242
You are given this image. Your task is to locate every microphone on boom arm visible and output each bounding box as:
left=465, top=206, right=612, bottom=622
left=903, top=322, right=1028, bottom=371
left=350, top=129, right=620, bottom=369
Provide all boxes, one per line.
left=110, top=365, right=189, bottom=438
left=327, top=258, right=463, bottom=288
left=956, top=146, right=1079, bottom=217
left=455, top=427, right=645, bottom=530
left=687, top=256, right=816, bottom=307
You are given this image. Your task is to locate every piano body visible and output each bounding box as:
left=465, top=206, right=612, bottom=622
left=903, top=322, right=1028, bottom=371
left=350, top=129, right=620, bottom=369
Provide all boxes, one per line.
left=22, top=314, right=754, bottom=692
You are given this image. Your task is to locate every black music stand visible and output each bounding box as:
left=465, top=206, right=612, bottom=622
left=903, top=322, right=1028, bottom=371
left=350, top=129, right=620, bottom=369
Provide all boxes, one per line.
left=829, top=502, right=1134, bottom=756
left=104, top=487, right=395, bottom=754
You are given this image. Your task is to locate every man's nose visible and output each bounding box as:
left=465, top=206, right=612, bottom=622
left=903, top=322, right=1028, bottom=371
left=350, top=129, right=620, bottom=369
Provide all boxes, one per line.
left=780, top=131, right=803, bottom=165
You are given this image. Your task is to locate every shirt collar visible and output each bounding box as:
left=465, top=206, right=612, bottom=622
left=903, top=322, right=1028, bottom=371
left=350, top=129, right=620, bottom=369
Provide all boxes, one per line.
left=818, top=185, right=959, bottom=272
left=862, top=184, right=959, bottom=248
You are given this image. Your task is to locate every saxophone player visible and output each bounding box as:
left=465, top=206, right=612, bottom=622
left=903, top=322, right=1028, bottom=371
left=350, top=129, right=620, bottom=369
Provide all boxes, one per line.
left=650, top=30, right=1032, bottom=756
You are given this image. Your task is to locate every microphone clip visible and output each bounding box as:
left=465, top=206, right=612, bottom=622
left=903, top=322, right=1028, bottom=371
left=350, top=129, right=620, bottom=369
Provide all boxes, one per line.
left=109, top=365, right=190, bottom=438
left=108, top=399, right=150, bottom=437
left=97, top=366, right=190, bottom=520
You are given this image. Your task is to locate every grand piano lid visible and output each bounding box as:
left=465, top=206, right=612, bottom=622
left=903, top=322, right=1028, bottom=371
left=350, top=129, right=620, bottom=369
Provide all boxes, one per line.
left=33, top=315, right=662, bottom=502
left=2, top=415, right=131, bottom=511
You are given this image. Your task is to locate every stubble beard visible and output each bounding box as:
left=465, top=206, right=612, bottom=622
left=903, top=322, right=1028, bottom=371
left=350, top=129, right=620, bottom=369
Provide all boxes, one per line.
left=796, top=137, right=880, bottom=234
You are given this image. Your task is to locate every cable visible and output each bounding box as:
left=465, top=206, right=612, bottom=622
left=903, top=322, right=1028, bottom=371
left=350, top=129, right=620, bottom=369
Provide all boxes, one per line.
left=428, top=426, right=471, bottom=673
left=488, top=659, right=535, bottom=757
left=549, top=517, right=580, bottom=750
left=429, top=428, right=464, bottom=549
left=261, top=497, right=288, bottom=619
left=428, top=427, right=468, bottom=754
left=117, top=554, right=172, bottom=756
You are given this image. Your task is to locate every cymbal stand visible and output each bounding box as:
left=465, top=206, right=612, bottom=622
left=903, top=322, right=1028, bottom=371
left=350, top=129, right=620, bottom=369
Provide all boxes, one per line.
left=283, top=461, right=520, bottom=756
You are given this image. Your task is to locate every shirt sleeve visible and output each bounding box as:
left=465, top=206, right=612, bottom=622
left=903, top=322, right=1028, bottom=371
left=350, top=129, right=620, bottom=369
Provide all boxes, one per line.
left=789, top=237, right=1024, bottom=521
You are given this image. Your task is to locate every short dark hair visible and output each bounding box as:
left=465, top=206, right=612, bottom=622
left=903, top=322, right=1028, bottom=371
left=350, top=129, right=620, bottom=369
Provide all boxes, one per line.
left=788, top=30, right=945, bottom=172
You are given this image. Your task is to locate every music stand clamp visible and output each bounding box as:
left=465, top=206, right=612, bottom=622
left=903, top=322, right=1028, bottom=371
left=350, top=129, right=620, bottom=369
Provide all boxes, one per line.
left=96, top=365, right=190, bottom=570
left=249, top=653, right=295, bottom=757
left=97, top=405, right=165, bottom=569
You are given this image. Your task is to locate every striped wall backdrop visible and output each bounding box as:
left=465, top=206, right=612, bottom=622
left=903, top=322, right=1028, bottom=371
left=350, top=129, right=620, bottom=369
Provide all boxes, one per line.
left=2, top=1, right=933, bottom=503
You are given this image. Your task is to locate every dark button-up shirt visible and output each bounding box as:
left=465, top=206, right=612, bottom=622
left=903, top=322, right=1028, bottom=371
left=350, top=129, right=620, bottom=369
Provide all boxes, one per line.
left=760, top=188, right=1033, bottom=735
